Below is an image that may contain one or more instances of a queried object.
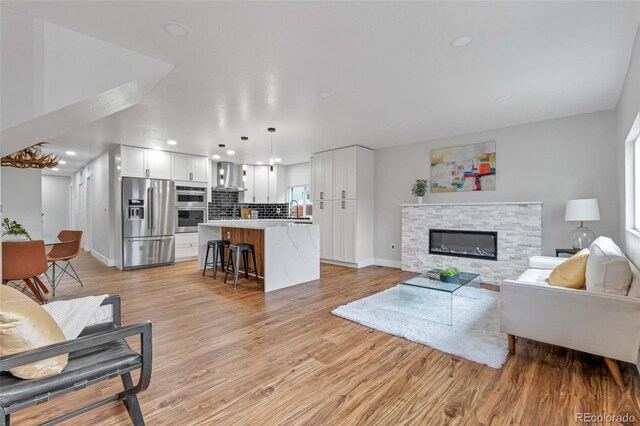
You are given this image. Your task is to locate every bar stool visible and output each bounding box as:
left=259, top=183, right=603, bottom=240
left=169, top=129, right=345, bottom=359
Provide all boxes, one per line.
left=203, top=240, right=230, bottom=278
left=224, top=243, right=260, bottom=288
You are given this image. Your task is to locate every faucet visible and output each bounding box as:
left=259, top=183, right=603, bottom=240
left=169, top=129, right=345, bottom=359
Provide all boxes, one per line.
left=289, top=200, right=299, bottom=219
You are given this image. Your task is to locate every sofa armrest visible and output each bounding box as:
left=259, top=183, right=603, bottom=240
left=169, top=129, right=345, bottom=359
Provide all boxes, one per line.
left=500, top=280, right=640, bottom=364
left=528, top=256, right=566, bottom=270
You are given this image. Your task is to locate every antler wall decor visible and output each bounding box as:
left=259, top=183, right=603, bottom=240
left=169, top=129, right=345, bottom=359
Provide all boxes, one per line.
left=1, top=142, right=59, bottom=169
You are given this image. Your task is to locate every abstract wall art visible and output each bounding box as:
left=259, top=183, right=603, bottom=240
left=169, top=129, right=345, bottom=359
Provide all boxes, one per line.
left=430, top=141, right=496, bottom=192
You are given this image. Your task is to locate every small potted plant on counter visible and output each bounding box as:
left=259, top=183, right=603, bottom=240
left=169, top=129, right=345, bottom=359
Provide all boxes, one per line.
left=411, top=179, right=427, bottom=204
left=2, top=218, right=31, bottom=241
left=439, top=267, right=459, bottom=283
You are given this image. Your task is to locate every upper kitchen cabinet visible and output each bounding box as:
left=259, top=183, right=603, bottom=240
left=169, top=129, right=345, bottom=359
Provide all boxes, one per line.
left=121, top=146, right=171, bottom=179
left=240, top=164, right=288, bottom=204
left=172, top=153, right=208, bottom=182
left=312, top=151, right=334, bottom=201
left=333, top=146, right=357, bottom=200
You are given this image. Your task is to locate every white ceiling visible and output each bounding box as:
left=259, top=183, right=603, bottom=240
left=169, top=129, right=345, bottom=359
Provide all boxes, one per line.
left=3, top=1, right=640, bottom=174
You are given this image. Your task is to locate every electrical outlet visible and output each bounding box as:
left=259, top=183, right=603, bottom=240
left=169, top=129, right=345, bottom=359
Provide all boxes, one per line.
left=276, top=208, right=281, bottom=214
left=391, top=244, right=396, bottom=250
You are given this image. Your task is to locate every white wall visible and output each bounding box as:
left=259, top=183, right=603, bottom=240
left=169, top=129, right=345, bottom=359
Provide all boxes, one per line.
left=70, top=151, right=112, bottom=265
left=617, top=24, right=640, bottom=268
left=1, top=168, right=43, bottom=239
left=41, top=174, right=71, bottom=238
left=374, top=110, right=619, bottom=265
left=287, top=162, right=311, bottom=187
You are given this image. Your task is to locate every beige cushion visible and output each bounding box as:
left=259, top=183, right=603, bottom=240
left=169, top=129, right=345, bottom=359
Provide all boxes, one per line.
left=0, top=285, right=68, bottom=379
left=549, top=249, right=589, bottom=288
left=628, top=261, right=640, bottom=298
left=585, top=237, right=632, bottom=296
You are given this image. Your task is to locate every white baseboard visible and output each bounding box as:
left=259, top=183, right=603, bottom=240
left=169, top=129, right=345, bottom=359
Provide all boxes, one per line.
left=374, top=258, right=402, bottom=269
left=91, top=250, right=114, bottom=267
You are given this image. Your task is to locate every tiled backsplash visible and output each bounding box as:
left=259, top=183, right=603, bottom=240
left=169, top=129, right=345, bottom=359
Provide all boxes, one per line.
left=209, top=190, right=290, bottom=220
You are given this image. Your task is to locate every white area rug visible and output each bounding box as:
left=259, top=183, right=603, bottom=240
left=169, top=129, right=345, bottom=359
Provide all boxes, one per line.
left=332, top=285, right=508, bottom=368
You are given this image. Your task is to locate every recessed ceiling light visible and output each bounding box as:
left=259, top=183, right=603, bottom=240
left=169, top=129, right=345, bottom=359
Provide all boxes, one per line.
left=496, top=95, right=512, bottom=103
left=318, top=92, right=331, bottom=98
left=257, top=161, right=264, bottom=165
left=58, top=160, right=67, bottom=165
left=212, top=154, right=221, bottom=159
left=51, top=168, right=59, bottom=171
left=163, top=22, right=190, bottom=37
left=66, top=151, right=76, bottom=156
left=450, top=35, right=474, bottom=48
left=167, top=140, right=177, bottom=145
left=227, top=150, right=235, bottom=155
left=275, top=158, right=282, bottom=163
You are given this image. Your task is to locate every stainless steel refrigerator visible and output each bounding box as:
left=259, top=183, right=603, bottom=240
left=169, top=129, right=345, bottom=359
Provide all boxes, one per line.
left=122, top=177, right=176, bottom=269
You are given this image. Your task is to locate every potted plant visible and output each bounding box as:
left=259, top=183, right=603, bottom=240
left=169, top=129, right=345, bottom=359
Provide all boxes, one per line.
left=2, top=218, right=31, bottom=241
left=411, top=179, right=428, bottom=204
left=439, top=267, right=459, bottom=283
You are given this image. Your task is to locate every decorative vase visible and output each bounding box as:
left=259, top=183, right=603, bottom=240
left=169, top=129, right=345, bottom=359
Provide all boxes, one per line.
left=2, top=234, right=29, bottom=242
left=440, top=273, right=459, bottom=284
left=417, top=197, right=423, bottom=204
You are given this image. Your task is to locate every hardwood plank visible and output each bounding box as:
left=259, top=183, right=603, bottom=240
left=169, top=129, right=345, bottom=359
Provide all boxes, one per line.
left=10, top=253, right=639, bottom=425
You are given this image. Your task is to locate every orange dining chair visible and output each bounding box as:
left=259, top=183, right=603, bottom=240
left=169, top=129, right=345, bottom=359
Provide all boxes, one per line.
left=2, top=240, right=50, bottom=304
left=46, top=230, right=83, bottom=296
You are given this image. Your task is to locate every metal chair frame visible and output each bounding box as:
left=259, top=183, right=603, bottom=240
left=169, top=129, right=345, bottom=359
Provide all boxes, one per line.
left=0, top=296, right=152, bottom=426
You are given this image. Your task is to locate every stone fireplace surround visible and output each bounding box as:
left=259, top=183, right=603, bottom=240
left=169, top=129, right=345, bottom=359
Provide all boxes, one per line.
left=401, top=202, right=542, bottom=284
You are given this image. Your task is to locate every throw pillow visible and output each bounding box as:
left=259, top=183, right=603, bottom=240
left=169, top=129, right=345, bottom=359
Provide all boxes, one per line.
left=585, top=237, right=633, bottom=296
left=549, top=248, right=589, bottom=288
left=0, top=285, right=68, bottom=379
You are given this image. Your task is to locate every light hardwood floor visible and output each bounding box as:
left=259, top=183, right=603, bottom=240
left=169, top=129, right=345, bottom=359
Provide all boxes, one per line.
left=12, top=253, right=640, bottom=425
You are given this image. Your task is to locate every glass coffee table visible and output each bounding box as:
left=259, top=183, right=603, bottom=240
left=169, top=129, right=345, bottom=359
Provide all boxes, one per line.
left=397, top=272, right=481, bottom=326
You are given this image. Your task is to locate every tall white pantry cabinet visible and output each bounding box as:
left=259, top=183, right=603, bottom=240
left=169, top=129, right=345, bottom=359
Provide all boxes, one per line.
left=311, top=146, right=374, bottom=267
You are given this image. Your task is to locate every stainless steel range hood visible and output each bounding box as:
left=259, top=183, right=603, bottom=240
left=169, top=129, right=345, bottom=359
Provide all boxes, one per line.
left=215, top=161, right=246, bottom=191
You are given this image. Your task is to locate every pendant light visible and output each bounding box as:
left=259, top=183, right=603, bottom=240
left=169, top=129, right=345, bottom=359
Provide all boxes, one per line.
left=268, top=127, right=276, bottom=176
left=241, top=136, right=248, bottom=182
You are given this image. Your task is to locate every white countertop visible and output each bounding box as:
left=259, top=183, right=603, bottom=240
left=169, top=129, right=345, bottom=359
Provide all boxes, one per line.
left=201, top=219, right=315, bottom=230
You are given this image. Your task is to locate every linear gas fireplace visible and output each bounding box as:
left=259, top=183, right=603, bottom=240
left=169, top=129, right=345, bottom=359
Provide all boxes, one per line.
left=429, top=229, right=498, bottom=261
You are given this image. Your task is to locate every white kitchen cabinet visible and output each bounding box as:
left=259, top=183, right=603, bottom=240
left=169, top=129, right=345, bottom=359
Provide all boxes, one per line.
left=312, top=151, right=334, bottom=201
left=332, top=200, right=356, bottom=262
left=333, top=146, right=357, bottom=200
left=254, top=165, right=269, bottom=203
left=121, top=146, right=147, bottom=178
left=241, top=165, right=255, bottom=203
left=241, top=164, right=288, bottom=204
left=121, top=146, right=171, bottom=179
left=172, top=154, right=208, bottom=182
left=315, top=200, right=333, bottom=259
left=147, top=149, right=172, bottom=179
left=312, top=146, right=373, bottom=267
left=175, top=232, right=198, bottom=261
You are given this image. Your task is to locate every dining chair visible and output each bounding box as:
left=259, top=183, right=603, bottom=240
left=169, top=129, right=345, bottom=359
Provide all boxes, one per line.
left=2, top=240, right=50, bottom=304
left=46, top=230, right=83, bottom=296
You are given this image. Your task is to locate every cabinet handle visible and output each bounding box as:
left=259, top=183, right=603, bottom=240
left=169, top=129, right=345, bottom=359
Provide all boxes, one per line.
left=342, top=201, right=345, bottom=209
left=253, top=196, right=255, bottom=203
left=267, top=196, right=269, bottom=203
left=320, top=201, right=323, bottom=210
left=189, top=172, right=193, bottom=181
left=146, top=169, right=150, bottom=177
left=342, top=190, right=346, bottom=199
left=320, top=191, right=323, bottom=200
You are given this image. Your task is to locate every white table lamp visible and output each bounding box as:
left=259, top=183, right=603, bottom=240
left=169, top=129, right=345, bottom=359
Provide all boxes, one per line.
left=565, top=198, right=600, bottom=249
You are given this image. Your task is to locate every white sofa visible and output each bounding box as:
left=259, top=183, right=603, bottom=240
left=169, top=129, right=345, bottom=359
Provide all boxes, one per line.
left=500, top=247, right=640, bottom=387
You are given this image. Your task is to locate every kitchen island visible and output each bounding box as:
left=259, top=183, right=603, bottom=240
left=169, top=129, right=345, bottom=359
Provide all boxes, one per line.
left=198, top=220, right=320, bottom=292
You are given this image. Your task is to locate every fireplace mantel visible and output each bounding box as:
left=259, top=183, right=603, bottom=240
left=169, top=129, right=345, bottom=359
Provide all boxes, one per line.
left=401, top=203, right=542, bottom=284
left=400, top=201, right=543, bottom=207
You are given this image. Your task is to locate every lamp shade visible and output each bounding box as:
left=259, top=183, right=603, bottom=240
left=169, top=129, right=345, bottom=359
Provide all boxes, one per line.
left=565, top=199, right=600, bottom=222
